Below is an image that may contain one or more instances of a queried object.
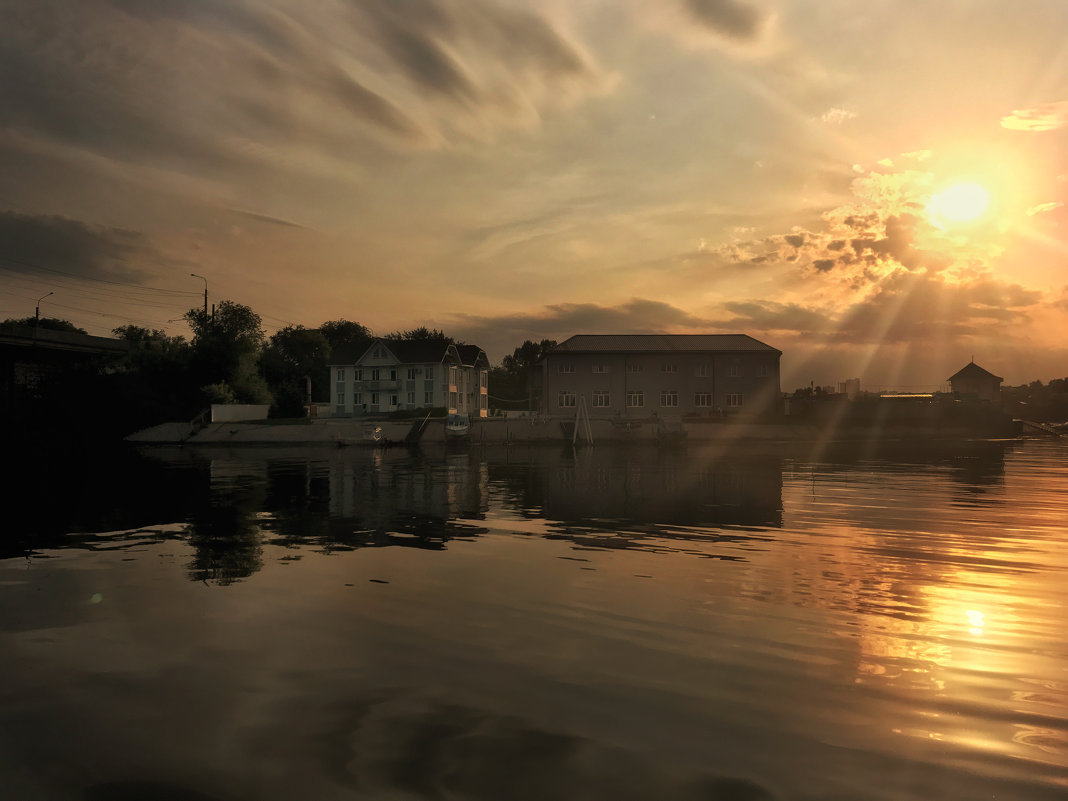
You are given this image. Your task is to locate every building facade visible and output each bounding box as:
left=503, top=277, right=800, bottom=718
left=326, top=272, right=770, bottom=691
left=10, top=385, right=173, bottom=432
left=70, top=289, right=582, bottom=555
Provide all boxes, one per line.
left=328, top=339, right=489, bottom=418
left=947, top=361, right=1002, bottom=403
left=539, top=334, right=782, bottom=419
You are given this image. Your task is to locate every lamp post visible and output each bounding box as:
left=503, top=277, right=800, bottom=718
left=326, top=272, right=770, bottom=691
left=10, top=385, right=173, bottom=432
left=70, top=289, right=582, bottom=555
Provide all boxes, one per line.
left=35, top=291, right=53, bottom=322
left=190, top=273, right=207, bottom=316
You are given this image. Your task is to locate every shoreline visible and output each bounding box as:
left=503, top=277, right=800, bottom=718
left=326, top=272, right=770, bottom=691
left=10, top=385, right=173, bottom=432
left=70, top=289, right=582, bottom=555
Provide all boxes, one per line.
left=124, top=415, right=1025, bottom=447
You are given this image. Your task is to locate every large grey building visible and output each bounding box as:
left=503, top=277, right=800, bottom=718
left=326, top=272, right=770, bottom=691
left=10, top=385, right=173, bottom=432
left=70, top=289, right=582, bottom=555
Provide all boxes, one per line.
left=539, top=334, right=781, bottom=418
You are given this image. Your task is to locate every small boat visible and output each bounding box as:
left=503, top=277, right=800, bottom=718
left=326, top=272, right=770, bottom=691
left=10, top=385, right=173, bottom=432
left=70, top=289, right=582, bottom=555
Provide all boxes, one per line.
left=445, top=413, right=471, bottom=442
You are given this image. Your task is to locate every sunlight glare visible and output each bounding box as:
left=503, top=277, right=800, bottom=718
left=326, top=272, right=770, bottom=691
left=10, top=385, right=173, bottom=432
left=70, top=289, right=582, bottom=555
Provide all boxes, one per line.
left=926, top=182, right=990, bottom=227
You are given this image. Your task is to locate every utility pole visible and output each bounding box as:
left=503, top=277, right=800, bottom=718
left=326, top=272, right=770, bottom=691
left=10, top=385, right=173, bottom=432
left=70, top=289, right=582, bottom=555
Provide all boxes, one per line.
left=190, top=273, right=208, bottom=316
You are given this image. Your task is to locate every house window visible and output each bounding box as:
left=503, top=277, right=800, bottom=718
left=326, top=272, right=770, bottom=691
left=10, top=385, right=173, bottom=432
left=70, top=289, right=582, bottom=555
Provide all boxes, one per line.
left=390, top=394, right=398, bottom=407
left=558, top=363, right=575, bottom=373
left=373, top=347, right=384, bottom=359
left=336, top=369, right=344, bottom=381
left=449, top=366, right=458, bottom=385
left=480, top=395, right=487, bottom=410
left=407, top=368, right=418, bottom=380
left=371, top=392, right=379, bottom=405
left=354, top=393, right=362, bottom=406
left=727, top=393, right=744, bottom=407
left=559, top=391, right=576, bottom=408
left=592, top=391, right=610, bottom=407
left=390, top=369, right=397, bottom=381
left=355, top=369, right=362, bottom=381
left=336, top=393, right=345, bottom=405
left=480, top=371, right=487, bottom=388
left=660, top=390, right=678, bottom=407
left=371, top=368, right=380, bottom=381
left=728, top=363, right=741, bottom=378
left=592, top=364, right=609, bottom=374
left=628, top=363, right=643, bottom=373
left=449, top=391, right=458, bottom=408
left=626, top=391, right=644, bottom=408
left=695, top=364, right=712, bottom=378
left=407, top=392, right=415, bottom=404
left=425, top=391, right=433, bottom=404
left=757, top=364, right=770, bottom=377
left=695, top=392, right=713, bottom=407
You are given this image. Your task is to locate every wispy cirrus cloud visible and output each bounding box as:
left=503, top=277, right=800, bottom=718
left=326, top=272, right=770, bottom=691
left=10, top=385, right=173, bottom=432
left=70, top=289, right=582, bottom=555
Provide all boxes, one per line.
left=0, top=0, right=608, bottom=178
left=1000, top=100, right=1068, bottom=131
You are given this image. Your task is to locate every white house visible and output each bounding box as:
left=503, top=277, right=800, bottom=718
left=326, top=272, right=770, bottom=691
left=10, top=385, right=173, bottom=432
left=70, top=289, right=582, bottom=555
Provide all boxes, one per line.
left=328, top=339, right=489, bottom=418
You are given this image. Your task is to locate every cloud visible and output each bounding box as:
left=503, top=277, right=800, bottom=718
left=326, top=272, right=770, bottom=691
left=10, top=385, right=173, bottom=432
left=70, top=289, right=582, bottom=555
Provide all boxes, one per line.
left=0, top=0, right=606, bottom=179
left=1000, top=100, right=1068, bottom=131
left=820, top=107, right=856, bottom=125
left=1026, top=201, right=1064, bottom=216
left=0, top=210, right=155, bottom=282
left=446, top=298, right=719, bottom=360
left=228, top=208, right=308, bottom=229
left=682, top=0, right=767, bottom=40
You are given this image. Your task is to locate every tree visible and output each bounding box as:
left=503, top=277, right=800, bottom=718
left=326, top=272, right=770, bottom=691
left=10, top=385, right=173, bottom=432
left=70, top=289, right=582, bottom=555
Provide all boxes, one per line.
left=1, top=316, right=87, bottom=334
left=184, top=300, right=270, bottom=405
left=260, top=325, right=331, bottom=417
left=384, top=326, right=457, bottom=344
left=501, top=339, right=556, bottom=375
left=490, top=339, right=557, bottom=410
left=319, top=319, right=373, bottom=359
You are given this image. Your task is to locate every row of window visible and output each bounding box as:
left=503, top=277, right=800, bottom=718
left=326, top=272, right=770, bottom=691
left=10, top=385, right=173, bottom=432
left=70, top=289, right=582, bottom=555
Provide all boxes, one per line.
left=557, top=363, right=769, bottom=378
left=559, top=391, right=744, bottom=408
left=336, top=391, right=437, bottom=406
left=336, top=366, right=473, bottom=382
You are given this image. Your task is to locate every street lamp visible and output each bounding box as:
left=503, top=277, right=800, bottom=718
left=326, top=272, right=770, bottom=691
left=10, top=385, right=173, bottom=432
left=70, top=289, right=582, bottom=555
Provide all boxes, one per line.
left=35, top=291, right=53, bottom=322
left=190, top=273, right=207, bottom=316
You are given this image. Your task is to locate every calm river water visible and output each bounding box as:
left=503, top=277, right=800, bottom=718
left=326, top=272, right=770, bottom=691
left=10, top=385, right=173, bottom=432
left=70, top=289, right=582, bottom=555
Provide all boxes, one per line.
left=2, top=439, right=1066, bottom=800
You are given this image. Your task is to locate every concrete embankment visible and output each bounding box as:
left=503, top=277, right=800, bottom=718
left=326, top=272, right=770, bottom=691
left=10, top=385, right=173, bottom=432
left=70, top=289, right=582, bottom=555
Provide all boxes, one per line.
left=125, top=416, right=1020, bottom=446
left=125, top=416, right=820, bottom=445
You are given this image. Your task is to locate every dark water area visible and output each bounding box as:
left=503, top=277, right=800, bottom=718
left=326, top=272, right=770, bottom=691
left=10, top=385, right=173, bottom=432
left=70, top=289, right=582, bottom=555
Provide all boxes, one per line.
left=2, top=440, right=1066, bottom=800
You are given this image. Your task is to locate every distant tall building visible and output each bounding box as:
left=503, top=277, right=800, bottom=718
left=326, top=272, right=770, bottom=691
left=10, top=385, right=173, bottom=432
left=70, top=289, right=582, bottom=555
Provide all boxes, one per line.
left=837, top=378, right=860, bottom=398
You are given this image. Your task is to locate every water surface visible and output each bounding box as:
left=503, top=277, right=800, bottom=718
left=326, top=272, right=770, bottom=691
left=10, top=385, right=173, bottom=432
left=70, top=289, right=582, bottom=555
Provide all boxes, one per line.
left=2, top=440, right=1066, bottom=800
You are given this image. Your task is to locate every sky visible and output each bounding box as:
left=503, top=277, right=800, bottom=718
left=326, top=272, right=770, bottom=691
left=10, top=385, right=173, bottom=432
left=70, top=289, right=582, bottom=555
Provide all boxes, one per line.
left=2, top=0, right=1067, bottom=391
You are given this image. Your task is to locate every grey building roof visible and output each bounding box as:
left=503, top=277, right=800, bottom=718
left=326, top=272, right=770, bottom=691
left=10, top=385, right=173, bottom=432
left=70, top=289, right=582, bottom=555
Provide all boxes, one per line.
left=547, top=334, right=780, bottom=355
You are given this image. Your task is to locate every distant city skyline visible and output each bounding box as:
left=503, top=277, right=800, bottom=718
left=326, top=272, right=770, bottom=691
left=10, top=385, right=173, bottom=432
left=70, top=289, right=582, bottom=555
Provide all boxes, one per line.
left=2, top=1, right=1066, bottom=390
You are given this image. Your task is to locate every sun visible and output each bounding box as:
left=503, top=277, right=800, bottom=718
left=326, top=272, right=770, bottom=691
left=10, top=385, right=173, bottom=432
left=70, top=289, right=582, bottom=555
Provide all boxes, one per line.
left=926, top=182, right=991, bottom=227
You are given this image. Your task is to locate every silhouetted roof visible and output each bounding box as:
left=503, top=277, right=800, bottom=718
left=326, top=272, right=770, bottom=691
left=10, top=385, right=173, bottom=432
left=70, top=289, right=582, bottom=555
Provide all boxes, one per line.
left=947, top=362, right=1003, bottom=382
left=328, top=338, right=453, bottom=366
left=548, top=334, right=780, bottom=355
left=455, top=344, right=488, bottom=367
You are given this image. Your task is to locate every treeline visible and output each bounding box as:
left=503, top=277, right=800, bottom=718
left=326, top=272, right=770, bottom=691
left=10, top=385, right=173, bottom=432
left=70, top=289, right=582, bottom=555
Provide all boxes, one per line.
left=4, top=302, right=556, bottom=436
left=1003, top=379, right=1068, bottom=422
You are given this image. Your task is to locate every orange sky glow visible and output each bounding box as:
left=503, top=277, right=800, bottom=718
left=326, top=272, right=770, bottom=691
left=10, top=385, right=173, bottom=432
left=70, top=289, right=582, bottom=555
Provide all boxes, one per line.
left=1, top=1, right=1066, bottom=389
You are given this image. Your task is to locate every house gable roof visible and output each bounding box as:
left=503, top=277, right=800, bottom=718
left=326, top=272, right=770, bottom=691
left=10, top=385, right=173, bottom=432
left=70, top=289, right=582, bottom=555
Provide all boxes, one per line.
left=546, top=334, right=780, bottom=355
left=455, top=344, right=488, bottom=368
left=947, top=361, right=1003, bottom=383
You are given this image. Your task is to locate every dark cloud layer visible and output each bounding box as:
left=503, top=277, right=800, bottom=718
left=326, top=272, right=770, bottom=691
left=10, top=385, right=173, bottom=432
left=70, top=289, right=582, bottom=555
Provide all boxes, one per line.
left=449, top=298, right=718, bottom=359
left=0, top=210, right=153, bottom=281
